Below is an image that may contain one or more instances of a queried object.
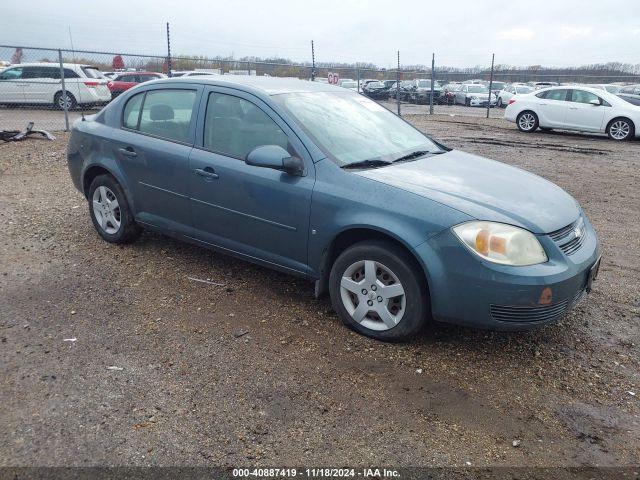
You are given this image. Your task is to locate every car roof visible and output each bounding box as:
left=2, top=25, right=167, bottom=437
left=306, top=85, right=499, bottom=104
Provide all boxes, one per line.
left=150, top=75, right=341, bottom=95
left=6, top=62, right=93, bottom=69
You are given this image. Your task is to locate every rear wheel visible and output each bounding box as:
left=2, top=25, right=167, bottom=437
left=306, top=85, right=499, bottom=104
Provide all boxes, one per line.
left=88, top=174, right=141, bottom=244
left=329, top=240, right=428, bottom=342
left=54, top=91, right=77, bottom=110
left=516, top=111, right=539, bottom=132
left=607, top=118, right=634, bottom=141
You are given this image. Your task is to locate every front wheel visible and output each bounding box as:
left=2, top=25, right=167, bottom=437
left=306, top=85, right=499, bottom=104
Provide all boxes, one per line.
left=329, top=240, right=428, bottom=342
left=607, top=118, right=634, bottom=141
left=88, top=174, right=142, bottom=244
left=497, top=97, right=503, bottom=108
left=516, top=111, right=539, bottom=132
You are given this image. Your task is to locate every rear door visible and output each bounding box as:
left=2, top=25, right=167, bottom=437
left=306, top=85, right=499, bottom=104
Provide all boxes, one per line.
left=536, top=89, right=569, bottom=127
left=0, top=66, right=25, bottom=103
left=188, top=88, right=315, bottom=274
left=564, top=89, right=607, bottom=132
left=112, top=85, right=202, bottom=233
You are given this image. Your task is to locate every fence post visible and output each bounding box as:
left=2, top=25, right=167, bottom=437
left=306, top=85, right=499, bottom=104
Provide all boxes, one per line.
left=311, top=40, right=316, bottom=81
left=396, top=51, right=401, bottom=116
left=166, top=22, right=172, bottom=77
left=486, top=53, right=495, bottom=119
left=429, top=52, right=435, bottom=115
left=356, top=67, right=360, bottom=93
left=57, top=49, right=69, bottom=132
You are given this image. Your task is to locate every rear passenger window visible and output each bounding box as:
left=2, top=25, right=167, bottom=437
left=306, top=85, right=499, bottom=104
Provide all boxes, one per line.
left=537, top=89, right=567, bottom=101
left=123, top=92, right=144, bottom=129
left=137, top=89, right=197, bottom=143
left=203, top=93, right=289, bottom=159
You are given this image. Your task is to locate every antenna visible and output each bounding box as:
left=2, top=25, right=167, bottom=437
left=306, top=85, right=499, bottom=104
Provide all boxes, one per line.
left=68, top=26, right=85, bottom=121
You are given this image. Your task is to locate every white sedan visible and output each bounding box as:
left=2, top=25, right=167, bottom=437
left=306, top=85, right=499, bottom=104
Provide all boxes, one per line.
left=505, top=86, right=640, bottom=141
left=496, top=84, right=534, bottom=108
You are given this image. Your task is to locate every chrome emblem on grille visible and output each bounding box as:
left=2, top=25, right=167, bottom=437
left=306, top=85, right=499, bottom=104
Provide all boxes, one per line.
left=574, top=225, right=583, bottom=238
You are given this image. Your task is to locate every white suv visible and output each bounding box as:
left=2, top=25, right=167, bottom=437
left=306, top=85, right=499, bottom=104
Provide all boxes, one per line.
left=0, top=63, right=111, bottom=109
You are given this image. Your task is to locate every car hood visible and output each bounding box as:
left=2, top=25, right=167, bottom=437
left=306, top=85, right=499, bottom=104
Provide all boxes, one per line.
left=354, top=150, right=579, bottom=234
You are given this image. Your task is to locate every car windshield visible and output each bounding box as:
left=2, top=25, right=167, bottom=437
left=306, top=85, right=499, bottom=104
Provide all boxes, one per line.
left=491, top=82, right=505, bottom=89
left=81, top=67, right=105, bottom=79
left=368, top=82, right=384, bottom=88
left=604, top=85, right=621, bottom=93
left=467, top=85, right=489, bottom=93
left=274, top=91, right=440, bottom=166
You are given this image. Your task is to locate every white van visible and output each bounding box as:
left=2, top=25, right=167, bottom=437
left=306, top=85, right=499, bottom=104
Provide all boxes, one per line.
left=0, top=63, right=111, bottom=109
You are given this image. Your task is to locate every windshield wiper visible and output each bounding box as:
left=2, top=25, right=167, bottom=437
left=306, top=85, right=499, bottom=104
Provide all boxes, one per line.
left=341, top=159, right=393, bottom=169
left=391, top=150, right=435, bottom=163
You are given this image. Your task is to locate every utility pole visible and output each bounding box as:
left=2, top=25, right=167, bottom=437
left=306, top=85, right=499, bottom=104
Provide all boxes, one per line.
left=166, top=22, right=172, bottom=77
left=396, top=51, right=401, bottom=116
left=429, top=53, right=435, bottom=115
left=486, top=53, right=495, bottom=119
left=311, top=40, right=316, bottom=81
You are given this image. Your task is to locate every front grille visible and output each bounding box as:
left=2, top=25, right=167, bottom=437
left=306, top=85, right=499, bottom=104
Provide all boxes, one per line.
left=490, top=288, right=586, bottom=323
left=490, top=300, right=570, bottom=323
left=548, top=216, right=586, bottom=256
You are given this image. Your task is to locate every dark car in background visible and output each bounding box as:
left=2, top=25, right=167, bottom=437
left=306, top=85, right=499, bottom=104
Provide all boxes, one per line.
left=107, top=72, right=166, bottom=99
left=405, top=79, right=442, bottom=104
left=617, top=93, right=640, bottom=106
left=362, top=80, right=388, bottom=99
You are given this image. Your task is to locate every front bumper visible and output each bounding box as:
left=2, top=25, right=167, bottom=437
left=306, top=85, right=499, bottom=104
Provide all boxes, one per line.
left=415, top=215, right=600, bottom=330
left=469, top=97, right=496, bottom=107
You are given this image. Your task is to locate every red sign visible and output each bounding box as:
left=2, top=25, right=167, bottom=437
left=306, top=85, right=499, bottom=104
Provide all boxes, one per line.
left=328, top=72, right=339, bottom=85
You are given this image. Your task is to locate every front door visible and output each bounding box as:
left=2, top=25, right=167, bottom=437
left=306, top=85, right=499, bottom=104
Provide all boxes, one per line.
left=188, top=88, right=315, bottom=275
left=564, top=89, right=607, bottom=132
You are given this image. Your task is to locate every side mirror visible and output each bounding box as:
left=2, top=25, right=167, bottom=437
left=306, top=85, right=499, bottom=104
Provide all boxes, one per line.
left=245, top=145, right=304, bottom=176
left=589, top=98, right=601, bottom=106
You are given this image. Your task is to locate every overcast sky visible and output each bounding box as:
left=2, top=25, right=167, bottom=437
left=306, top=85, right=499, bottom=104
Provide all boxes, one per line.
left=2, top=0, right=639, bottom=68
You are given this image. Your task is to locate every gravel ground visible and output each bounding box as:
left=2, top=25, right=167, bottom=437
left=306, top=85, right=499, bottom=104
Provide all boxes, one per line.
left=1, top=116, right=638, bottom=469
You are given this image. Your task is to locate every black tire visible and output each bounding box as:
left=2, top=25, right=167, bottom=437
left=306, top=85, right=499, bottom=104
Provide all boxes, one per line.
left=465, top=98, right=470, bottom=106
left=516, top=110, right=539, bottom=133
left=329, top=240, right=429, bottom=342
left=497, top=97, right=503, bottom=108
left=88, top=174, right=141, bottom=244
left=54, top=91, right=77, bottom=110
left=606, top=117, right=634, bottom=141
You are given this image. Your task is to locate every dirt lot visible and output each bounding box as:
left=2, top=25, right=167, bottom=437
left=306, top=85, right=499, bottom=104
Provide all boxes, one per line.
left=1, top=116, right=639, bottom=470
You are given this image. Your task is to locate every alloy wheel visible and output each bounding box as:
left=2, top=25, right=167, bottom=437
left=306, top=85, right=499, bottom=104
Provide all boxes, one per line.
left=339, top=260, right=406, bottom=331
left=58, top=94, right=72, bottom=110
left=518, top=113, right=536, bottom=131
left=609, top=120, right=630, bottom=140
left=92, top=186, right=121, bottom=234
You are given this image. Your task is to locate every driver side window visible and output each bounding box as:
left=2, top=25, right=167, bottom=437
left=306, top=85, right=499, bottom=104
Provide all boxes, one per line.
left=203, top=93, right=290, bottom=160
left=570, top=90, right=600, bottom=104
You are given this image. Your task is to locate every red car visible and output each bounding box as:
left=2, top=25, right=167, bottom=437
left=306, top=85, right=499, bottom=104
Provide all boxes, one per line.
left=107, top=72, right=165, bottom=98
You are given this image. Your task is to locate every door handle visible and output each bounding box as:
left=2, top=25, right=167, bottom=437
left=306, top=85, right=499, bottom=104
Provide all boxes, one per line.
left=118, top=146, right=137, bottom=157
left=195, top=167, right=219, bottom=180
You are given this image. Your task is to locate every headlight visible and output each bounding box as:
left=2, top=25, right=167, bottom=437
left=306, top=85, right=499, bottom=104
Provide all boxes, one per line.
left=452, top=221, right=547, bottom=266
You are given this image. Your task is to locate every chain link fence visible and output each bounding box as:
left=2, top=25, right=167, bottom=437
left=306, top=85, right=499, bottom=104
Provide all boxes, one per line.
left=2, top=44, right=640, bottom=132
